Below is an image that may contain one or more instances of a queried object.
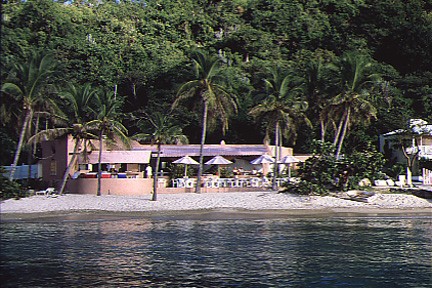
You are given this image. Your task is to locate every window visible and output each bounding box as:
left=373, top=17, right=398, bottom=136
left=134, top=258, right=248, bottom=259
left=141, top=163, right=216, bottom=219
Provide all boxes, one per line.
left=50, top=160, right=57, bottom=176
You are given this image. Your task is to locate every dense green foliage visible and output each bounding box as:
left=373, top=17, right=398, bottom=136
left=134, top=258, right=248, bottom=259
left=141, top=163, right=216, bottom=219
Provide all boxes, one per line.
left=0, top=168, right=24, bottom=199
left=1, top=1, right=431, bottom=186
left=283, top=141, right=386, bottom=195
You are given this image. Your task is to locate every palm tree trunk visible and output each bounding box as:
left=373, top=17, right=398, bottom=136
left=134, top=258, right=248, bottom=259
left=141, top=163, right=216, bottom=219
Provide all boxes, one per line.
left=152, top=143, right=161, bottom=201
left=26, top=114, right=40, bottom=186
left=401, top=143, right=419, bottom=188
left=335, top=108, right=350, bottom=159
left=333, top=110, right=346, bottom=147
left=97, top=130, right=103, bottom=196
left=9, top=109, right=32, bottom=181
left=272, top=121, right=279, bottom=191
left=320, top=118, right=326, bottom=142
left=278, top=124, right=282, bottom=160
left=196, top=102, right=208, bottom=193
left=58, top=138, right=82, bottom=195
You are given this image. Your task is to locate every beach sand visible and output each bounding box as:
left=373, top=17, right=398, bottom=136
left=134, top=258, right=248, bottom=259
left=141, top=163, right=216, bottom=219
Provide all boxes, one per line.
left=1, top=191, right=431, bottom=221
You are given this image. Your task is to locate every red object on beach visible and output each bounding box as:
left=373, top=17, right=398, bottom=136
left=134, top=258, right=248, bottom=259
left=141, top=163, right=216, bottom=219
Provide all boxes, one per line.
left=101, top=173, right=111, bottom=178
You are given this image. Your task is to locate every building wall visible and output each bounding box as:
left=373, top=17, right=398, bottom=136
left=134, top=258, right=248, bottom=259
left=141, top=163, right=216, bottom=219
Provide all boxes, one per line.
left=41, top=136, right=69, bottom=187
left=67, top=178, right=154, bottom=195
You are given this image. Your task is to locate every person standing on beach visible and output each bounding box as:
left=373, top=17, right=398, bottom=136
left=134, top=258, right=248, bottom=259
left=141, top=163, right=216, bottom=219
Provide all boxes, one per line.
left=146, top=165, right=153, bottom=178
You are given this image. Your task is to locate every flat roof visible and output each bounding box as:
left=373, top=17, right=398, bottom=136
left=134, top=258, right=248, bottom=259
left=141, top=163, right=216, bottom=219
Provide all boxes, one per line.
left=132, top=144, right=276, bottom=158
left=82, top=150, right=151, bottom=164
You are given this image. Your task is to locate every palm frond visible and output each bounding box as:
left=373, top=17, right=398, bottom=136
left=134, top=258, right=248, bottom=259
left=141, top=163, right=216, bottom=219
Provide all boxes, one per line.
left=27, top=127, right=71, bottom=144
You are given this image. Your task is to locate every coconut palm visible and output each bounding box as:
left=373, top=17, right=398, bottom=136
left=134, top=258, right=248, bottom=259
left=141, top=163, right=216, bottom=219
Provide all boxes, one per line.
left=249, top=66, right=310, bottom=190
left=1, top=49, right=57, bottom=180
left=132, top=112, right=188, bottom=201
left=173, top=50, right=238, bottom=193
left=88, top=90, right=130, bottom=196
left=330, top=51, right=381, bottom=159
left=28, top=83, right=99, bottom=194
left=302, top=57, right=337, bottom=142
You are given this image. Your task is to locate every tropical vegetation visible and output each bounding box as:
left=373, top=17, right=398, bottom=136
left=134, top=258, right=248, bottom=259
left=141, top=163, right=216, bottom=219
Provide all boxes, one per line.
left=132, top=112, right=188, bottom=200
left=1, top=0, right=432, bottom=196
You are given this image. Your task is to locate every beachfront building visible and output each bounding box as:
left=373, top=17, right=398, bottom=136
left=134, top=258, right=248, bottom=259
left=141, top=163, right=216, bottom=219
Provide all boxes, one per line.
left=39, top=135, right=301, bottom=195
left=379, top=119, right=432, bottom=184
left=379, top=119, right=432, bottom=161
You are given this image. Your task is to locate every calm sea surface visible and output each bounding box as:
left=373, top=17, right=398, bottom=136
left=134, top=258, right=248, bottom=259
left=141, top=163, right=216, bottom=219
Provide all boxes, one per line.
left=1, top=215, right=431, bottom=288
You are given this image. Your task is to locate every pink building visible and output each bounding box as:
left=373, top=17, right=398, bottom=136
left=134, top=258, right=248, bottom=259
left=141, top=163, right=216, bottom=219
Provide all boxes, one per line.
left=40, top=136, right=296, bottom=195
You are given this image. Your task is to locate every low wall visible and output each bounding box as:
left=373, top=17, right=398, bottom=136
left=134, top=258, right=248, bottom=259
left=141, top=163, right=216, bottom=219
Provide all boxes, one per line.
left=68, top=178, right=153, bottom=196
left=158, top=187, right=268, bottom=194
left=67, top=178, right=269, bottom=196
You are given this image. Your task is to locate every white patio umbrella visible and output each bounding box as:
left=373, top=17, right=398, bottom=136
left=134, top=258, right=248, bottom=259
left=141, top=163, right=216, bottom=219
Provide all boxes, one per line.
left=250, top=154, right=275, bottom=176
left=278, top=155, right=300, bottom=178
left=250, top=154, right=275, bottom=164
left=205, top=155, right=233, bottom=176
left=173, top=156, right=199, bottom=177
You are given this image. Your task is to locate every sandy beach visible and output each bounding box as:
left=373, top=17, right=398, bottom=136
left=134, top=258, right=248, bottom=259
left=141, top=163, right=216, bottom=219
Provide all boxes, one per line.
left=1, top=191, right=431, bottom=221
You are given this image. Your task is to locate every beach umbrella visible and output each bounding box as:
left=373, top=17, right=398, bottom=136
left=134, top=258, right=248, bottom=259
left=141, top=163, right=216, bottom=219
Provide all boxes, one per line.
left=250, top=154, right=275, bottom=165
left=278, top=155, right=300, bottom=178
left=205, top=155, right=233, bottom=165
left=173, top=156, right=199, bottom=177
left=205, top=155, right=233, bottom=176
left=250, top=154, right=275, bottom=176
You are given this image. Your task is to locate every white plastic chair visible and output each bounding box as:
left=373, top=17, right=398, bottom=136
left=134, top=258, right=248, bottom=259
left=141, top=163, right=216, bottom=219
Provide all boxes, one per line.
left=176, top=178, right=186, bottom=188
left=185, top=178, right=196, bottom=188
left=205, top=178, right=213, bottom=188
left=250, top=178, right=261, bottom=188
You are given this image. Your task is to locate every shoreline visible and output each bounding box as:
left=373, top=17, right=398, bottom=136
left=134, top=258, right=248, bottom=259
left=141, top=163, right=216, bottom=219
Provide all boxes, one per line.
left=1, top=208, right=432, bottom=222
left=1, top=191, right=431, bottom=222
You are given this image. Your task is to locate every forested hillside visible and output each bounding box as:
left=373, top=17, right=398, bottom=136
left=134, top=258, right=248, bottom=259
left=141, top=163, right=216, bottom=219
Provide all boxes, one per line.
left=1, top=0, right=432, bottom=166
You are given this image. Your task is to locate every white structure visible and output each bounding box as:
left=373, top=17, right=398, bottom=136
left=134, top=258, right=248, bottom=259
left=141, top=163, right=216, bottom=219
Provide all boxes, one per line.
left=379, top=119, right=432, bottom=162
left=379, top=119, right=432, bottom=185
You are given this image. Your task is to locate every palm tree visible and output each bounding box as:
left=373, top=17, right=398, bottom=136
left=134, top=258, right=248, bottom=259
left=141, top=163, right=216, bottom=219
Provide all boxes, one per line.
left=132, top=112, right=188, bottom=201
left=302, top=57, right=337, bottom=142
left=88, top=90, right=130, bottom=196
left=249, top=66, right=310, bottom=190
left=28, top=83, right=98, bottom=195
left=330, top=51, right=380, bottom=159
left=173, top=50, right=238, bottom=193
left=56, top=83, right=98, bottom=194
left=1, top=49, right=57, bottom=180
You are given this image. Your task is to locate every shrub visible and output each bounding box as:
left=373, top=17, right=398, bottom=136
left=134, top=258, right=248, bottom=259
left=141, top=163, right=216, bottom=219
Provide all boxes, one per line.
left=281, top=141, right=386, bottom=195
left=0, top=168, right=24, bottom=200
